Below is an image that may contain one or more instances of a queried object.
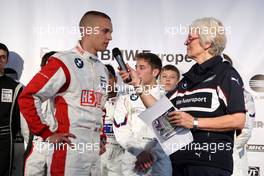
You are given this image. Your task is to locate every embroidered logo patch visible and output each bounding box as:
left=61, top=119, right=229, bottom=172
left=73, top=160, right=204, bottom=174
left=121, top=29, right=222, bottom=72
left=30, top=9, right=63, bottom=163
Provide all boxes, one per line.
left=182, top=82, right=188, bottom=89
left=130, top=93, right=139, bottom=101
left=74, top=58, right=83, bottom=68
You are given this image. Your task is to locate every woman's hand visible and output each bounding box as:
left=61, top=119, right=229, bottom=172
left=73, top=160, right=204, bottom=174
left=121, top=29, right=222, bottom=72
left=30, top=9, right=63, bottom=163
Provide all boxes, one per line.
left=168, top=111, right=194, bottom=129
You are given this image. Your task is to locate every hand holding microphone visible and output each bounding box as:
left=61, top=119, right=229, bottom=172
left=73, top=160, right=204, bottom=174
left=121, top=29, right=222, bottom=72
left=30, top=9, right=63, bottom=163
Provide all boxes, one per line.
left=112, top=47, right=140, bottom=85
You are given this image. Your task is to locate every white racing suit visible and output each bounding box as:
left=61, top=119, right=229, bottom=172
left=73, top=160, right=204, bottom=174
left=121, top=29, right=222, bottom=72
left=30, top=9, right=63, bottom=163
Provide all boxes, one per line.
left=101, top=97, right=125, bottom=176
left=113, top=85, right=172, bottom=176
left=232, top=89, right=255, bottom=176
left=19, top=43, right=108, bottom=176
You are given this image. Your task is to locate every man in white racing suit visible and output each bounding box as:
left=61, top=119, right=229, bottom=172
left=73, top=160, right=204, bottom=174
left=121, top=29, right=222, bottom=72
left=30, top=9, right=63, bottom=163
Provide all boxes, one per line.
left=232, top=89, right=255, bottom=176
left=101, top=64, right=125, bottom=176
left=113, top=53, right=172, bottom=176
left=19, top=11, right=112, bottom=176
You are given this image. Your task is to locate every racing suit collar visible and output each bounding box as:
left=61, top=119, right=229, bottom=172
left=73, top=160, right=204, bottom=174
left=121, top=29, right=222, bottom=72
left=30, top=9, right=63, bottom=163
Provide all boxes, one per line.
left=182, top=55, right=223, bottom=87
left=73, top=41, right=98, bottom=61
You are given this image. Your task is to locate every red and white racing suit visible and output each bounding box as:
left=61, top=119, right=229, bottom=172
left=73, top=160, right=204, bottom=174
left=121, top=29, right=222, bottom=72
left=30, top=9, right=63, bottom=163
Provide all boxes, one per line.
left=19, top=43, right=108, bottom=176
left=113, top=85, right=172, bottom=176
left=22, top=98, right=57, bottom=176
left=101, top=97, right=125, bottom=176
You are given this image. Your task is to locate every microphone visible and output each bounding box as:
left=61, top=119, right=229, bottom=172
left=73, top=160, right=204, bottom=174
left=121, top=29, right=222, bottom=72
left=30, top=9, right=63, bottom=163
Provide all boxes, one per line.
left=112, top=47, right=132, bottom=83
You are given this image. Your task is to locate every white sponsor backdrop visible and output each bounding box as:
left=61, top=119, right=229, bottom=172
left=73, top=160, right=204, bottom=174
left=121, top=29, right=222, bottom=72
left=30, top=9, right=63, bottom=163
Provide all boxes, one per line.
left=1, top=0, right=263, bottom=175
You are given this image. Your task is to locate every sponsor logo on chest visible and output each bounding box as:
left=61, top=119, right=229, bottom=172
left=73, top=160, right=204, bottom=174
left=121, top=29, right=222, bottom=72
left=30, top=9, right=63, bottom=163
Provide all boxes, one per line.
left=1, top=89, right=13, bottom=103
left=81, top=90, right=103, bottom=107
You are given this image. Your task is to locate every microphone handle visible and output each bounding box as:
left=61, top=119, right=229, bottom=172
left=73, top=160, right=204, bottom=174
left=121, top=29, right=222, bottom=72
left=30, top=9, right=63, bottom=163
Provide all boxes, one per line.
left=116, top=56, right=132, bottom=83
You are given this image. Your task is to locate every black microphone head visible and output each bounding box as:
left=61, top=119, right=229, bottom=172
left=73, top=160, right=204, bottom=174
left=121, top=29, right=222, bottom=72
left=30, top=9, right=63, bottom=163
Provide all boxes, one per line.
left=112, top=47, right=122, bottom=57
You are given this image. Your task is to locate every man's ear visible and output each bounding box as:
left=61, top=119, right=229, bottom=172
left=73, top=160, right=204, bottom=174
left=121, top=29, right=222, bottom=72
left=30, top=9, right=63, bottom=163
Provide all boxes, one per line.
left=152, top=68, right=160, bottom=78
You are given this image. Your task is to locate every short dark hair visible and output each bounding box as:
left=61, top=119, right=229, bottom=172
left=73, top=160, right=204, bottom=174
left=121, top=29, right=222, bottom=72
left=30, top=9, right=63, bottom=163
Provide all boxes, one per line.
left=0, top=43, right=9, bottom=60
left=105, top=64, right=116, bottom=78
left=40, top=51, right=57, bottom=67
left=136, top=53, right=162, bottom=78
left=79, top=10, right=111, bottom=27
left=161, top=64, right=180, bottom=80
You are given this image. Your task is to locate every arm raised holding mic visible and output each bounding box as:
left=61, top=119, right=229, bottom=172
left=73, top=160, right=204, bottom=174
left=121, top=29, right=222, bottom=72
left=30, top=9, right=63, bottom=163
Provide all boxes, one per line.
left=119, top=63, right=158, bottom=108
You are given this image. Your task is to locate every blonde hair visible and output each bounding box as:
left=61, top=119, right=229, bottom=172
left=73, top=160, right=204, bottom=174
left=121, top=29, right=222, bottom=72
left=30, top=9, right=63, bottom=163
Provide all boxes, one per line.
left=190, top=17, right=227, bottom=56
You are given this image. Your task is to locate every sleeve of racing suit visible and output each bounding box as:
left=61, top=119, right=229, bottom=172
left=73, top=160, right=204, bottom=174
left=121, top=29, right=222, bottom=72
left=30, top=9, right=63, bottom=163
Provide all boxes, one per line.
left=18, top=57, right=70, bottom=140
left=235, top=90, right=255, bottom=150
left=113, top=95, right=144, bottom=157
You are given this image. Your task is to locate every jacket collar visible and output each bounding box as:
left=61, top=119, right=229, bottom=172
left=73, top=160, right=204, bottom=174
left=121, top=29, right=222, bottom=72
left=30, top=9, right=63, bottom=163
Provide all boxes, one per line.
left=183, top=55, right=223, bottom=84
left=199, top=55, right=223, bottom=73
left=73, top=41, right=98, bottom=61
